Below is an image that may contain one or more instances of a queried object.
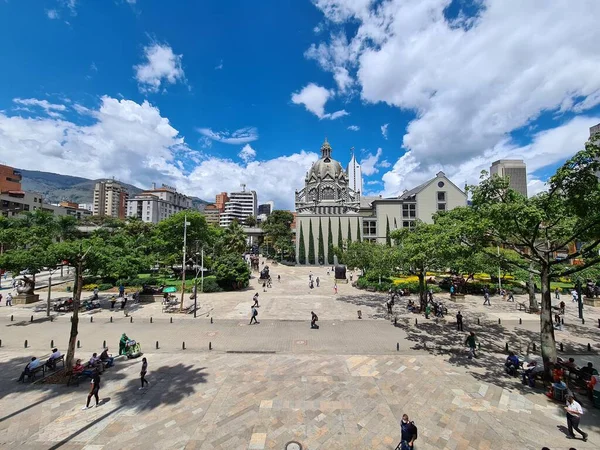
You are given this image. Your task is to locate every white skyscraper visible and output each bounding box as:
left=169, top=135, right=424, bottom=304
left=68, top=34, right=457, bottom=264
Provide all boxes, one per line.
left=347, top=149, right=363, bottom=195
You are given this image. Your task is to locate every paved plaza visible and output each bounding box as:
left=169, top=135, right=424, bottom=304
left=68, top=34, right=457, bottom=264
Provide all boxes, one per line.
left=0, top=261, right=599, bottom=449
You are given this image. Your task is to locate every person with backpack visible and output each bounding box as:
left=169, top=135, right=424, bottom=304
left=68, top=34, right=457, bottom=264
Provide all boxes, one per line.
left=396, top=414, right=418, bottom=450
left=249, top=305, right=259, bottom=325
left=310, top=311, right=319, bottom=329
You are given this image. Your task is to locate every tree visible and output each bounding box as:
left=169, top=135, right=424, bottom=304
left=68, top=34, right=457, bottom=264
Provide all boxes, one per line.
left=262, top=210, right=294, bottom=260
left=439, top=133, right=600, bottom=363
left=327, top=218, right=334, bottom=264
left=244, top=215, right=257, bottom=227
left=342, top=241, right=400, bottom=281
left=347, top=219, right=352, bottom=244
left=318, top=218, right=325, bottom=265
left=214, top=253, right=250, bottom=290
left=356, top=217, right=361, bottom=241
left=222, top=221, right=247, bottom=255
left=153, top=211, right=213, bottom=266
left=308, top=219, right=315, bottom=264
left=337, top=217, right=343, bottom=250
left=298, top=222, right=306, bottom=264
left=391, top=221, right=448, bottom=309
left=385, top=216, right=391, bottom=247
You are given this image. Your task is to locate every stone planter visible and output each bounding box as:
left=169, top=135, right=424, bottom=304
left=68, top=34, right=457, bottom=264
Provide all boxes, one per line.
left=450, top=294, right=466, bottom=303
left=583, top=297, right=600, bottom=307
left=14, top=293, right=40, bottom=304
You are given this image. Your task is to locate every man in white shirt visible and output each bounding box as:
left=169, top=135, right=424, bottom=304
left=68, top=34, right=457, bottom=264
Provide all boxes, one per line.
left=46, top=348, right=62, bottom=369
left=18, top=357, right=41, bottom=382
left=564, top=395, right=587, bottom=441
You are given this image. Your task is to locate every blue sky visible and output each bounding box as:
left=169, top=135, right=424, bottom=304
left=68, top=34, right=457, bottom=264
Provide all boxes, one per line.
left=1, top=0, right=600, bottom=210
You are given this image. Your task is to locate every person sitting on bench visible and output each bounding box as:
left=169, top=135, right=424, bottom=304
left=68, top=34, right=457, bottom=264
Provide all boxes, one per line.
left=18, top=357, right=41, bottom=382
left=100, top=348, right=114, bottom=368
left=88, top=353, right=104, bottom=373
left=522, top=357, right=544, bottom=387
left=46, top=348, right=62, bottom=369
left=505, top=352, right=520, bottom=376
left=73, top=359, right=94, bottom=378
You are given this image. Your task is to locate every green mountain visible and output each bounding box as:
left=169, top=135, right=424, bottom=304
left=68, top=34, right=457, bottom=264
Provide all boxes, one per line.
left=18, top=169, right=208, bottom=210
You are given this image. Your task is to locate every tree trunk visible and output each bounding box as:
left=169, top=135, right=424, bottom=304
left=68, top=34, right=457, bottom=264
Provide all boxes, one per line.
left=539, top=265, right=557, bottom=363
left=65, top=259, right=83, bottom=371
left=418, top=270, right=426, bottom=311
left=528, top=266, right=538, bottom=311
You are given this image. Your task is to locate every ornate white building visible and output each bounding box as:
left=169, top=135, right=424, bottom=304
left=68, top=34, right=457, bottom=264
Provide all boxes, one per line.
left=347, top=149, right=363, bottom=196
left=295, top=139, right=468, bottom=265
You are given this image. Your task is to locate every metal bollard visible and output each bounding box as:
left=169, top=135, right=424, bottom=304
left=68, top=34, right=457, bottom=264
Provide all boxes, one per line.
left=394, top=317, right=397, bottom=326
left=561, top=317, right=564, bottom=325
left=582, top=318, right=585, bottom=325
left=156, top=341, right=159, bottom=349
left=505, top=342, right=508, bottom=352
left=477, top=318, right=480, bottom=325
left=560, top=343, right=564, bottom=352
left=498, top=318, right=501, bottom=325
left=110, top=316, right=113, bottom=323
left=0, top=339, right=2, bottom=347
left=90, top=316, right=93, bottom=323
left=103, top=340, right=106, bottom=348
left=170, top=317, right=173, bottom=324
left=519, top=318, right=522, bottom=325
left=77, top=340, right=81, bottom=348
left=424, top=342, right=427, bottom=349
left=588, top=343, right=592, bottom=352
left=598, top=318, right=600, bottom=328
left=30, top=315, right=33, bottom=322
left=150, top=317, right=153, bottom=323
left=51, top=339, right=54, bottom=348
left=130, top=316, right=133, bottom=323
left=210, top=317, right=213, bottom=324
left=182, top=341, right=186, bottom=350
left=396, top=342, right=399, bottom=351
left=415, top=318, right=418, bottom=326
left=533, top=342, right=536, bottom=352
left=11, top=315, right=13, bottom=321
left=24, top=339, right=28, bottom=348
left=209, top=342, right=212, bottom=350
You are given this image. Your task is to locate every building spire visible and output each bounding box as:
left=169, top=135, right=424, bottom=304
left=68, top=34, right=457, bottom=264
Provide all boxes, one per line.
left=320, top=137, right=332, bottom=159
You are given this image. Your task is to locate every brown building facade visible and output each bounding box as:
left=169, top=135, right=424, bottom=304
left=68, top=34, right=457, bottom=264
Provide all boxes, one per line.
left=0, top=164, right=22, bottom=193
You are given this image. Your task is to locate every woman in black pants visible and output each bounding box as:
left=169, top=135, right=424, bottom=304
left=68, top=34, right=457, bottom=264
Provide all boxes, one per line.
left=82, top=370, right=101, bottom=409
left=139, top=357, right=149, bottom=389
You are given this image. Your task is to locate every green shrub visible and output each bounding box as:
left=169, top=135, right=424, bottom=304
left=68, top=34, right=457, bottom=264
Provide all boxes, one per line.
left=98, top=283, right=113, bottom=291
left=200, top=276, right=222, bottom=293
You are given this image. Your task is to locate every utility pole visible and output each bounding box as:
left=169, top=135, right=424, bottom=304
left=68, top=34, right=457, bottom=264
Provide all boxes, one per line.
left=201, top=247, right=204, bottom=294
left=46, top=268, right=58, bottom=317
left=497, top=245, right=502, bottom=291
left=180, top=214, right=189, bottom=311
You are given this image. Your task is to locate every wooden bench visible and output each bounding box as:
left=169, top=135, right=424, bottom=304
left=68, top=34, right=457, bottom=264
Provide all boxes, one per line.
left=46, top=354, right=65, bottom=371
left=517, top=302, right=529, bottom=312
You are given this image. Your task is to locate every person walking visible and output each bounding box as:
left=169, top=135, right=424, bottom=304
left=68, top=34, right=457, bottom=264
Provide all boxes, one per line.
left=555, top=287, right=560, bottom=300
left=252, top=292, right=259, bottom=307
left=249, top=305, right=259, bottom=324
left=465, top=331, right=477, bottom=359
left=311, top=311, right=319, bottom=329
left=0, top=293, right=3, bottom=305
left=82, top=370, right=101, bottom=409
left=93, top=287, right=99, bottom=300
left=118, top=284, right=125, bottom=298
left=564, top=395, right=588, bottom=441
left=483, top=287, right=491, bottom=306
left=507, top=290, right=515, bottom=302
left=398, top=414, right=418, bottom=450
left=456, top=311, right=463, bottom=332
left=333, top=283, right=338, bottom=294
left=571, top=289, right=578, bottom=302
left=110, top=296, right=117, bottom=310
left=316, top=277, right=320, bottom=287
left=6, top=292, right=12, bottom=307
left=139, top=357, right=149, bottom=390
left=277, top=275, right=281, bottom=282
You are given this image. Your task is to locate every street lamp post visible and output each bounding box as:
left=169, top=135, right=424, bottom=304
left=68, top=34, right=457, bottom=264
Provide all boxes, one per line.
left=179, top=214, right=190, bottom=311
left=46, top=267, right=58, bottom=317
left=577, top=280, right=584, bottom=321
left=497, top=245, right=502, bottom=291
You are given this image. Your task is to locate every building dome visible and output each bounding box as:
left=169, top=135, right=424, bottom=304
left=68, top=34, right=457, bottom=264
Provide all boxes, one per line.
left=307, top=138, right=346, bottom=180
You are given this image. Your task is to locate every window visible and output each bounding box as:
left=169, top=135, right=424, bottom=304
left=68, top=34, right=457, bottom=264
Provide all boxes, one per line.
left=321, top=186, right=335, bottom=200
left=437, top=181, right=445, bottom=188
left=403, top=221, right=415, bottom=230
left=437, top=191, right=446, bottom=201
left=363, top=220, right=377, bottom=236
left=307, top=188, right=316, bottom=201
left=437, top=203, right=446, bottom=211
left=402, top=203, right=416, bottom=218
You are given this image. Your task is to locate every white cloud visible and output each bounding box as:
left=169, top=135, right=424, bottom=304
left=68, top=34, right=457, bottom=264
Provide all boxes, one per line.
left=215, top=60, right=223, bottom=70
left=134, top=43, right=185, bottom=93
left=291, top=83, right=331, bottom=118
left=347, top=125, right=360, bottom=131
left=382, top=116, right=600, bottom=197
left=312, top=0, right=600, bottom=188
left=238, top=144, right=256, bottom=162
left=0, top=96, right=314, bottom=210
left=291, top=83, right=348, bottom=120
left=379, top=159, right=391, bottom=168
left=360, top=147, right=383, bottom=176
left=196, top=126, right=258, bottom=145
left=46, top=9, right=59, bottom=19
left=333, top=67, right=353, bottom=93
left=381, top=123, right=388, bottom=139
left=13, top=98, right=67, bottom=118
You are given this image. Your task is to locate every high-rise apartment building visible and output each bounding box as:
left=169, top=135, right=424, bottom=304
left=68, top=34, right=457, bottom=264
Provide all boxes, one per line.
left=126, top=183, right=192, bottom=224
left=215, top=192, right=229, bottom=212
left=590, top=122, right=600, bottom=137
left=203, top=203, right=221, bottom=226
left=0, top=164, right=22, bottom=193
left=347, top=150, right=363, bottom=195
left=490, top=160, right=528, bottom=197
left=219, top=186, right=257, bottom=227
left=93, top=180, right=129, bottom=218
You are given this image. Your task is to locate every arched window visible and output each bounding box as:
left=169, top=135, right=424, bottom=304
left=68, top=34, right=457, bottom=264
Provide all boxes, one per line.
left=308, top=189, right=317, bottom=201
left=322, top=186, right=335, bottom=200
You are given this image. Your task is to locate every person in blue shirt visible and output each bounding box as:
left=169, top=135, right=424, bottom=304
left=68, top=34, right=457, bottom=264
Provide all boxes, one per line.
left=18, top=357, right=41, bottom=382
left=399, top=414, right=417, bottom=449
left=505, top=352, right=520, bottom=376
